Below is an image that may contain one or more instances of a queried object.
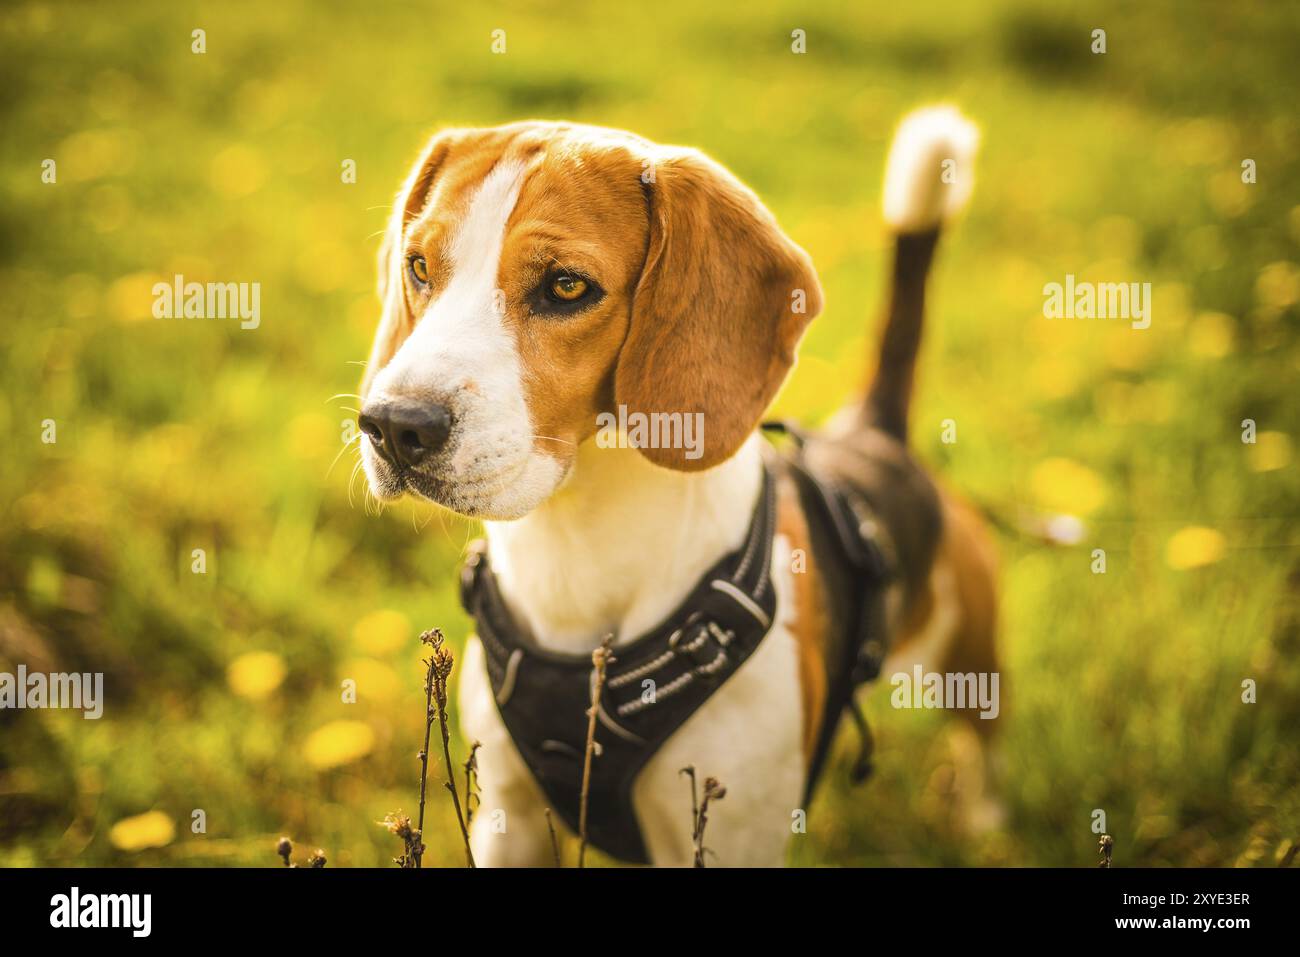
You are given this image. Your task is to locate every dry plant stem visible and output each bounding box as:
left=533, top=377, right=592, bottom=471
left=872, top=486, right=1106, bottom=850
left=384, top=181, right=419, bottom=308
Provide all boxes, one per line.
left=275, top=836, right=328, bottom=868
left=438, top=713, right=474, bottom=868
left=424, top=629, right=476, bottom=868
left=578, top=634, right=614, bottom=868
left=381, top=812, right=420, bottom=868
left=413, top=651, right=437, bottom=869
left=681, top=766, right=725, bottom=868
left=1098, top=833, right=1114, bottom=869
left=681, top=766, right=699, bottom=840
left=546, top=808, right=562, bottom=868
left=694, top=778, right=724, bottom=868
left=463, top=741, right=481, bottom=829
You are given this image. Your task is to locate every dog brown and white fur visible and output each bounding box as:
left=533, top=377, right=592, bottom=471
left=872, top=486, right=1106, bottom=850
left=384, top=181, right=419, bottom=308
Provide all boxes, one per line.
left=358, top=108, right=1000, bottom=866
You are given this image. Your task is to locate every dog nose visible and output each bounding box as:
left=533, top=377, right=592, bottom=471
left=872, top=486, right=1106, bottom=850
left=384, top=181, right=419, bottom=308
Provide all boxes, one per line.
left=358, top=400, right=452, bottom=467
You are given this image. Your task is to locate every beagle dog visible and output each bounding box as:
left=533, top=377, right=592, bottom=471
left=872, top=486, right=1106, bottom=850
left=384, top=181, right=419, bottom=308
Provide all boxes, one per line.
left=358, top=110, right=999, bottom=866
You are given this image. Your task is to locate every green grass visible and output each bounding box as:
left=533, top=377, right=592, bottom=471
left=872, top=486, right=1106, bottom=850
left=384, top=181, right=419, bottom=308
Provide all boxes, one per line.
left=1, top=0, right=1297, bottom=867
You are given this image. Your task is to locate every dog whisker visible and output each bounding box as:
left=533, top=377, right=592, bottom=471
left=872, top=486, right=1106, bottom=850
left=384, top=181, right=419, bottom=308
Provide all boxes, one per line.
left=347, top=455, right=365, bottom=510
left=326, top=432, right=363, bottom=480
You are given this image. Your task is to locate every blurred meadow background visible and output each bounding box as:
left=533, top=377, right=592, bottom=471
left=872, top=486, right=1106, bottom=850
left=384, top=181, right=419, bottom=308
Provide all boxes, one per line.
left=1, top=0, right=1298, bottom=867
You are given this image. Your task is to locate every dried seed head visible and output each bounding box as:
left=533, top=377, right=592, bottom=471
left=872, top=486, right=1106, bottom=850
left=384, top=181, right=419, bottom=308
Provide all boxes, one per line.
left=381, top=813, right=414, bottom=840
left=704, top=777, right=726, bottom=801
left=433, top=645, right=454, bottom=683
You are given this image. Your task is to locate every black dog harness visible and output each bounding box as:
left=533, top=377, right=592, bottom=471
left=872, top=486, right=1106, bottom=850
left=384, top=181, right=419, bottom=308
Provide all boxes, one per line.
left=459, top=427, right=893, bottom=863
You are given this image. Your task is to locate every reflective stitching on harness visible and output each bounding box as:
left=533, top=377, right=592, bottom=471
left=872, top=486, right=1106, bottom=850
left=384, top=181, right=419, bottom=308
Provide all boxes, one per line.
left=694, top=649, right=728, bottom=676
left=711, top=579, right=772, bottom=629
left=732, top=482, right=768, bottom=586
left=605, top=623, right=713, bottom=692
left=755, top=479, right=777, bottom=598
left=606, top=646, right=677, bottom=689
left=682, top=629, right=710, bottom=652
left=495, top=648, right=523, bottom=706
left=542, top=739, right=582, bottom=758
left=616, top=647, right=731, bottom=717
left=707, top=622, right=734, bottom=646
left=617, top=669, right=694, bottom=715
left=597, top=705, right=647, bottom=744
left=600, top=616, right=728, bottom=691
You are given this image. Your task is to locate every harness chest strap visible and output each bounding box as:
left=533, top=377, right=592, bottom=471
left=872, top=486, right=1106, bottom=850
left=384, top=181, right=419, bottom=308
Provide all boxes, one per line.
left=459, top=444, right=892, bottom=864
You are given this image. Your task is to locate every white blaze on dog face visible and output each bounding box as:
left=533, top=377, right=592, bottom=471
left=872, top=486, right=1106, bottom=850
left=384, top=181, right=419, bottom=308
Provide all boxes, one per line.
left=363, top=158, right=557, bottom=518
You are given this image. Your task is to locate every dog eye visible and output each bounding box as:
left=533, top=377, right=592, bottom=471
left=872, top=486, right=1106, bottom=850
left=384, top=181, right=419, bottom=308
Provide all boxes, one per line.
left=408, top=255, right=429, bottom=286
left=547, top=274, right=589, bottom=302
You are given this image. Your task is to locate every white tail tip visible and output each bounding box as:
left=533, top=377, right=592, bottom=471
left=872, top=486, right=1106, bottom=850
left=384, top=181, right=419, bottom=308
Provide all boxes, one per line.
left=881, top=105, right=980, bottom=234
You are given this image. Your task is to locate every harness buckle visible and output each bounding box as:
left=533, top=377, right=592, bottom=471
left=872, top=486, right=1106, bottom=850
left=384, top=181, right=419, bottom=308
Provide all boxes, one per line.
left=670, top=619, right=731, bottom=680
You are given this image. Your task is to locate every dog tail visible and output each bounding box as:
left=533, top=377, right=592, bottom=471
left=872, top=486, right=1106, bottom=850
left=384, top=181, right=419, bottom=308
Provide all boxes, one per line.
left=865, top=105, right=979, bottom=443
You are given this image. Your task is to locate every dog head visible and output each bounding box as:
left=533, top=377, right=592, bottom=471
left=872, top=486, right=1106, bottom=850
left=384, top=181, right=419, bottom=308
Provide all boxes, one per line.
left=358, top=121, right=822, bottom=520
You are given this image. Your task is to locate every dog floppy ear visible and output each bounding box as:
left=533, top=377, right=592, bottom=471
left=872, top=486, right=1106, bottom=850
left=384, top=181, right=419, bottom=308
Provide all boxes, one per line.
left=361, top=130, right=456, bottom=398
left=615, top=148, right=822, bottom=471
